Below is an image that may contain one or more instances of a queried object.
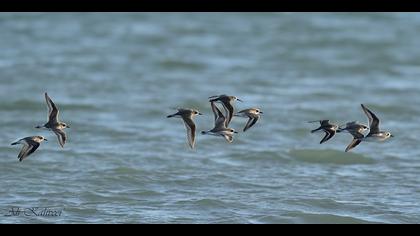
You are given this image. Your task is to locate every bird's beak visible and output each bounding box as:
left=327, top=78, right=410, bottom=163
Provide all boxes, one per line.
left=234, top=131, right=238, bottom=134
left=44, top=139, right=48, bottom=141
left=260, top=111, right=264, bottom=114
left=199, top=113, right=203, bottom=115
left=67, top=125, right=70, bottom=128
left=391, top=134, right=394, bottom=138
left=237, top=99, right=243, bottom=102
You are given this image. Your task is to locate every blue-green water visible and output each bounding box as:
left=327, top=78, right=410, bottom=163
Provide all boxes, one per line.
left=1, top=13, right=420, bottom=223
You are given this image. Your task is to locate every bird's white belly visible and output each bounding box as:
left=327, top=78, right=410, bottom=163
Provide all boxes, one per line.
left=363, top=136, right=387, bottom=143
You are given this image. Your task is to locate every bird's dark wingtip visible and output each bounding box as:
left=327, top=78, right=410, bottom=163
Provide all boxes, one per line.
left=310, top=128, right=320, bottom=133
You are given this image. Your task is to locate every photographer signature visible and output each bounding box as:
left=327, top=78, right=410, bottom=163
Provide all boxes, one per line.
left=4, top=207, right=63, bottom=217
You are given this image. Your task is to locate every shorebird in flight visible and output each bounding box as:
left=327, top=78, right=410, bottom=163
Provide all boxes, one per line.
left=36, top=93, right=69, bottom=148
left=167, top=108, right=202, bottom=149
left=201, top=101, right=238, bottom=143
left=11, top=136, right=47, bottom=162
left=235, top=108, right=263, bottom=132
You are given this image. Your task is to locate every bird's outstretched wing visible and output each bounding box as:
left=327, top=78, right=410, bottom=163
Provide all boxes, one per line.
left=45, top=92, right=60, bottom=123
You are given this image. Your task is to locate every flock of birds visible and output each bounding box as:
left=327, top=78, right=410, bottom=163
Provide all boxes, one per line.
left=309, top=104, right=393, bottom=152
left=11, top=93, right=69, bottom=162
left=10, top=93, right=393, bottom=161
left=167, top=95, right=393, bottom=152
left=167, top=94, right=263, bottom=148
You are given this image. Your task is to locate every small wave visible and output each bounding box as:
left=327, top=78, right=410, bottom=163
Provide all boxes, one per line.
left=288, top=149, right=375, bottom=165
left=285, top=211, right=382, bottom=224
left=0, top=100, right=102, bottom=112
left=248, top=215, right=295, bottom=224
left=175, top=198, right=227, bottom=208
left=158, top=59, right=207, bottom=70
left=0, top=100, right=41, bottom=111
left=108, top=167, right=141, bottom=175
left=230, top=150, right=291, bottom=163
left=60, top=103, right=104, bottom=111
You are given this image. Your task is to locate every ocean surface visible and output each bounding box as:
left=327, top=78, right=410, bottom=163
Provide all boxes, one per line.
left=1, top=13, right=420, bottom=224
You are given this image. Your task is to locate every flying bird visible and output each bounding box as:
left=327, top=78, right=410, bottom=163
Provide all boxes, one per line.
left=11, top=136, right=47, bottom=162
left=167, top=108, right=202, bottom=149
left=201, top=101, right=238, bottom=143
left=208, top=94, right=242, bottom=127
left=345, top=104, right=393, bottom=152
left=309, top=120, right=339, bottom=144
left=235, top=108, right=263, bottom=132
left=36, top=93, right=69, bottom=148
